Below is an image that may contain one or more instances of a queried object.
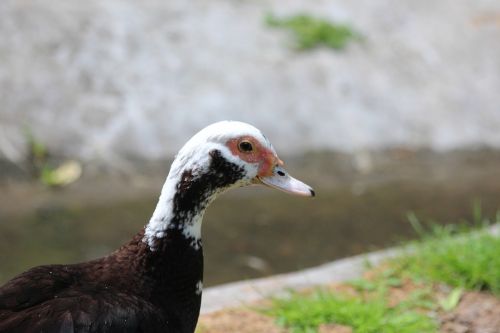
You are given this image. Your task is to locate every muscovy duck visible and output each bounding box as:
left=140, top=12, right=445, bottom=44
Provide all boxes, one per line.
left=0, top=121, right=314, bottom=333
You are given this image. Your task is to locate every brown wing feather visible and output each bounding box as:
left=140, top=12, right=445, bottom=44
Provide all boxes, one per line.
left=0, top=264, right=169, bottom=332
left=0, top=264, right=74, bottom=311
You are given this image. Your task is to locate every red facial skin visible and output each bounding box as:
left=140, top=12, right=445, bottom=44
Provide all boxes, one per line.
left=226, top=136, right=283, bottom=177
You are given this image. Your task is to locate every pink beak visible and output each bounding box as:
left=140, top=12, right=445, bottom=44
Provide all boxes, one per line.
left=257, top=166, right=315, bottom=197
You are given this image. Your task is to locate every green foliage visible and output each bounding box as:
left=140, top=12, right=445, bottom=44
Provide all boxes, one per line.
left=267, top=289, right=436, bottom=333
left=438, top=288, right=463, bottom=311
left=266, top=209, right=499, bottom=332
left=23, top=128, right=81, bottom=188
left=266, top=14, right=359, bottom=50
left=39, top=160, right=82, bottom=187
left=24, top=128, right=48, bottom=168
left=28, top=137, right=48, bottom=161
left=267, top=263, right=436, bottom=332
left=394, top=218, right=500, bottom=295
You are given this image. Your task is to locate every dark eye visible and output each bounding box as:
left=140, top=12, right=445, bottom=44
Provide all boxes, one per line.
left=238, top=140, right=253, bottom=153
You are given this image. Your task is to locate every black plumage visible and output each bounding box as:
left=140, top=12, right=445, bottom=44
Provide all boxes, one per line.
left=0, top=149, right=244, bottom=333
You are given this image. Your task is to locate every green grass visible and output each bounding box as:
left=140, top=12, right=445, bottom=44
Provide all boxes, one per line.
left=266, top=14, right=359, bottom=50
left=266, top=211, right=500, bottom=332
left=394, top=217, right=500, bottom=295
left=267, top=289, right=436, bottom=333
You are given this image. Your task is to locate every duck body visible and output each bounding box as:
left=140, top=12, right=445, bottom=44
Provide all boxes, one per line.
left=0, top=230, right=201, bottom=332
left=0, top=121, right=313, bottom=332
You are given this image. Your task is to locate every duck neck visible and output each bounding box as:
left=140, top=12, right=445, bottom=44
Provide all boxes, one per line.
left=118, top=150, right=246, bottom=332
left=144, top=149, right=247, bottom=251
left=139, top=166, right=213, bottom=333
left=144, top=169, right=210, bottom=251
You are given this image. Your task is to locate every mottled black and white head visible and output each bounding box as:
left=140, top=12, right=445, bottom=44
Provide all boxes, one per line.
left=144, top=121, right=314, bottom=250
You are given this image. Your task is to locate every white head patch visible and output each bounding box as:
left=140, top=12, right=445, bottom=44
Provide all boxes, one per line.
left=144, top=121, right=274, bottom=250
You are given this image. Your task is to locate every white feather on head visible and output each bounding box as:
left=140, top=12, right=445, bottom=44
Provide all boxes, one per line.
left=144, top=121, right=275, bottom=250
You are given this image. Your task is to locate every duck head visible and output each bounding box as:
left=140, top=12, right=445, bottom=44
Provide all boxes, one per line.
left=145, top=121, right=314, bottom=250
left=170, top=120, right=314, bottom=197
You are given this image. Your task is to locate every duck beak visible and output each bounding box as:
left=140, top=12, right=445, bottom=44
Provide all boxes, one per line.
left=257, top=166, right=315, bottom=197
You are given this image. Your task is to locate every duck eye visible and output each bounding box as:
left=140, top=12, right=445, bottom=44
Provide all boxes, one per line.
left=238, top=140, right=253, bottom=153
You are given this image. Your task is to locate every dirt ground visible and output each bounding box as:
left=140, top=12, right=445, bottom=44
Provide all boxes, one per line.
left=197, top=309, right=286, bottom=333
left=441, top=292, right=500, bottom=333
left=198, top=290, right=500, bottom=333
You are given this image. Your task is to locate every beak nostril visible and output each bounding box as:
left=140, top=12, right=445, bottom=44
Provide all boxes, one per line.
left=277, top=170, right=286, bottom=177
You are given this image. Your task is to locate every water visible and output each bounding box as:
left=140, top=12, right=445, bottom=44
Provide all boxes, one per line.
left=1, top=150, right=499, bottom=287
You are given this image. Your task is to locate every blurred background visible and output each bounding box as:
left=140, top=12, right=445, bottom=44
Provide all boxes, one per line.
left=0, top=0, right=499, bottom=286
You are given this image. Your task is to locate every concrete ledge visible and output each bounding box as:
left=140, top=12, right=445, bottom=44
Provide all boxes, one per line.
left=201, top=247, right=399, bottom=314
left=201, top=224, right=499, bottom=314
